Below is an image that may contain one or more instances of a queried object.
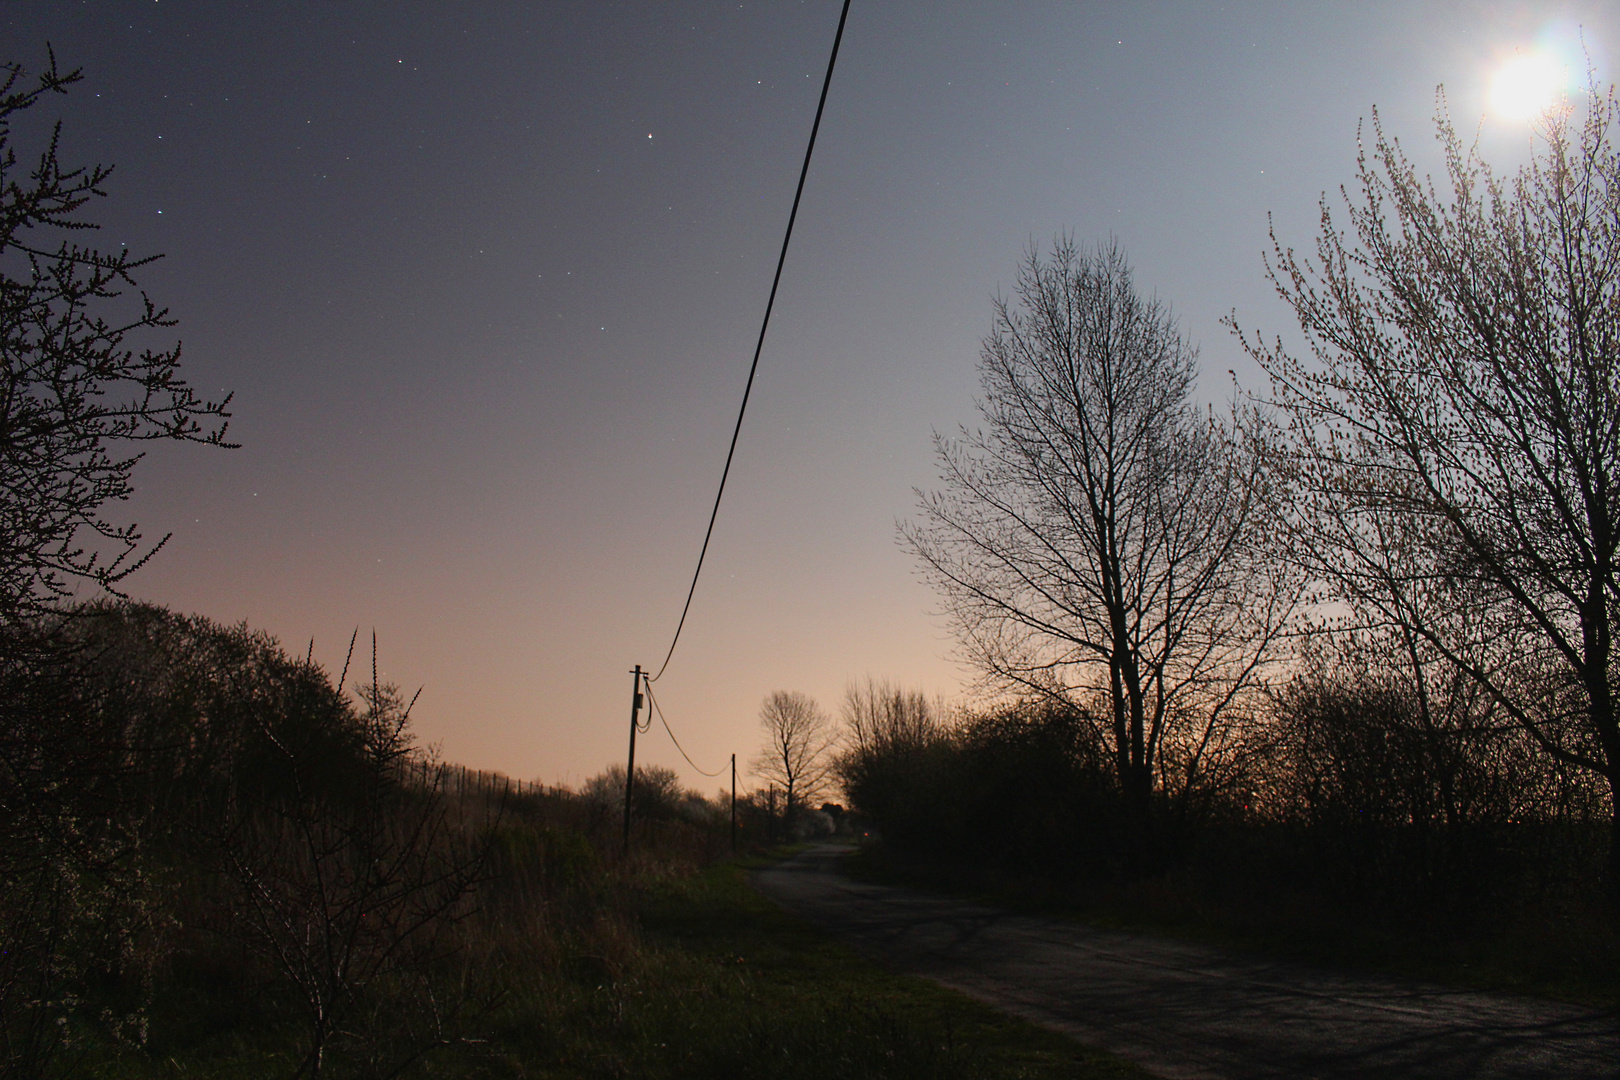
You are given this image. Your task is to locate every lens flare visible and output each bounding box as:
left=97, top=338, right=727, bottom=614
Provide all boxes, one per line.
left=1488, top=52, right=1566, bottom=121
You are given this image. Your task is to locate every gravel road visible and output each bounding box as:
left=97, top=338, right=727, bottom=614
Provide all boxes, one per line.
left=750, top=843, right=1620, bottom=1080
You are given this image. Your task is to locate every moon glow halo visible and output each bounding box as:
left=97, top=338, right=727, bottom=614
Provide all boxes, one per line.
left=1488, top=51, right=1567, bottom=122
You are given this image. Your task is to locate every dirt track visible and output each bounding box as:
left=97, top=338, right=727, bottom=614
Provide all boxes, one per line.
left=750, top=843, right=1620, bottom=1080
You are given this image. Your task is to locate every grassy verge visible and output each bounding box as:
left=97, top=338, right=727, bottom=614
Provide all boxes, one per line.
left=469, top=857, right=1154, bottom=1079
left=84, top=854, right=1154, bottom=1078
left=844, top=843, right=1620, bottom=1011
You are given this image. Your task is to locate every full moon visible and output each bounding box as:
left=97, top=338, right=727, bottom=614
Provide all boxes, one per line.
left=1488, top=52, right=1566, bottom=121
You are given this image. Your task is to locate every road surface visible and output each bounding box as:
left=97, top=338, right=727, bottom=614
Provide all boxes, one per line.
left=751, top=843, right=1620, bottom=1080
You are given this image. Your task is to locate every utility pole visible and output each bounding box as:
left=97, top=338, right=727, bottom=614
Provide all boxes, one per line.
left=730, top=753, right=737, bottom=853
left=622, top=665, right=643, bottom=854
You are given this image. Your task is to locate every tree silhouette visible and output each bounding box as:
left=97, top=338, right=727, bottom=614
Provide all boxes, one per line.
left=907, top=238, right=1290, bottom=834
left=1236, top=85, right=1620, bottom=893
left=751, top=691, right=836, bottom=822
left=0, top=51, right=234, bottom=627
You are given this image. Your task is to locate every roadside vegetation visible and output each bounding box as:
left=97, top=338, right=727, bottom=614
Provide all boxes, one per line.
left=2, top=602, right=1151, bottom=1079
left=824, top=75, right=1620, bottom=1011
left=838, top=682, right=1618, bottom=1008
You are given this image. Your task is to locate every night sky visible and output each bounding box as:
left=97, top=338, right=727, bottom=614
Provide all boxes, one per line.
left=4, top=1, right=1613, bottom=792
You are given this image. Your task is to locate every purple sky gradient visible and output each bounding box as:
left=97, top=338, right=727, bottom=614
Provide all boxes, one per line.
left=3, top=1, right=1613, bottom=791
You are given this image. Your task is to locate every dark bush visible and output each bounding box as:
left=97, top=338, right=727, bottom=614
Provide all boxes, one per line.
left=843, top=650, right=1613, bottom=962
left=841, top=699, right=1133, bottom=882
left=0, top=602, right=494, bottom=1077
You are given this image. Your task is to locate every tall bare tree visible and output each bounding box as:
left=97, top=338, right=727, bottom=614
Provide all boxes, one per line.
left=906, top=238, right=1291, bottom=828
left=751, top=691, right=836, bottom=820
left=1235, top=85, right=1620, bottom=889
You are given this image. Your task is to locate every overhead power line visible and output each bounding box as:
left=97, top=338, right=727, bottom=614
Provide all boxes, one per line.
left=643, top=676, right=725, bottom=777
left=650, top=0, right=854, bottom=683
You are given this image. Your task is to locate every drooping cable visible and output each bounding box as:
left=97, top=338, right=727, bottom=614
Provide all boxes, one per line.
left=642, top=675, right=725, bottom=777
left=650, top=0, right=854, bottom=682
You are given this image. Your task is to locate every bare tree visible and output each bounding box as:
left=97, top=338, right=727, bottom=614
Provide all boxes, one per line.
left=210, top=638, right=490, bottom=1079
left=1234, top=84, right=1620, bottom=890
left=841, top=677, right=939, bottom=762
left=905, top=238, right=1292, bottom=830
left=835, top=678, right=944, bottom=837
left=750, top=691, right=836, bottom=820
left=0, top=52, right=233, bottom=628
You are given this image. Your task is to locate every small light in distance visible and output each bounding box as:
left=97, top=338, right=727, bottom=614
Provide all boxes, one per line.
left=1488, top=51, right=1566, bottom=122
